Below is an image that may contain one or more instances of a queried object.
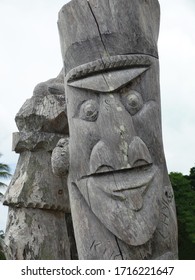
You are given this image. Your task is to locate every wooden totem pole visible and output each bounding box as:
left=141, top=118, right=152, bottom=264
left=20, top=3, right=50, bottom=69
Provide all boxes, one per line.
left=58, top=0, right=178, bottom=259
left=3, top=72, right=71, bottom=259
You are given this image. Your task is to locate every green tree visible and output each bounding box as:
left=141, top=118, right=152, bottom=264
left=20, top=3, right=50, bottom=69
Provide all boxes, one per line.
left=187, top=166, right=195, bottom=191
left=0, top=230, right=5, bottom=260
left=0, top=154, right=11, bottom=260
left=169, top=172, right=195, bottom=259
left=0, top=153, right=11, bottom=200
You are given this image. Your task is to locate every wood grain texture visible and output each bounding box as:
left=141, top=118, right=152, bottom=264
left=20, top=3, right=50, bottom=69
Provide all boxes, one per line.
left=58, top=0, right=160, bottom=74
left=3, top=72, right=72, bottom=259
left=59, top=0, right=178, bottom=259
left=4, top=207, right=70, bottom=260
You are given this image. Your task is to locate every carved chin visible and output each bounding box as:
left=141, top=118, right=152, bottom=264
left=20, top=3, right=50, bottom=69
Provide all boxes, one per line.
left=76, top=165, right=162, bottom=246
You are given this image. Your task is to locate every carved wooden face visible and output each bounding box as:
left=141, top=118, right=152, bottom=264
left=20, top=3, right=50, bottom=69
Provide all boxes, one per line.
left=66, top=58, right=165, bottom=246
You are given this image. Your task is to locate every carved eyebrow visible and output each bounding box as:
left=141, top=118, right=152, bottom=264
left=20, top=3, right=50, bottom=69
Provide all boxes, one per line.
left=67, top=67, right=149, bottom=93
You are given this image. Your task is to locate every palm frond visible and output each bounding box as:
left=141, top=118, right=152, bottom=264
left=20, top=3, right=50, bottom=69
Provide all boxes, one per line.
left=0, top=163, right=11, bottom=173
left=0, top=171, right=11, bottom=179
left=0, top=182, right=7, bottom=188
left=0, top=154, right=12, bottom=188
left=0, top=192, right=4, bottom=202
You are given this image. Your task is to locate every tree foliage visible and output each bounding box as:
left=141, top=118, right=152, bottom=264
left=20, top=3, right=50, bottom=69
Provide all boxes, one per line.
left=186, top=166, right=195, bottom=191
left=0, top=154, right=10, bottom=259
left=0, top=153, right=11, bottom=199
left=0, top=230, right=6, bottom=260
left=169, top=170, right=195, bottom=259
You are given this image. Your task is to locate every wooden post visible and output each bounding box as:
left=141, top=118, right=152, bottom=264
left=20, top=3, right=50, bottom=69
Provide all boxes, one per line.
left=58, top=0, right=178, bottom=259
left=3, top=72, right=71, bottom=259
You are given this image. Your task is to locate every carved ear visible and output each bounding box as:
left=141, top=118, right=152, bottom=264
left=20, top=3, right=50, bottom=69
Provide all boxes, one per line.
left=51, top=137, right=69, bottom=177
left=67, top=67, right=149, bottom=93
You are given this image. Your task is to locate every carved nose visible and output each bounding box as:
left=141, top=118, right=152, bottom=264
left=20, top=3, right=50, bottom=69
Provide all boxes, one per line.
left=128, top=137, right=152, bottom=167
left=89, top=137, right=152, bottom=174
left=89, top=95, right=152, bottom=174
left=89, top=140, right=116, bottom=174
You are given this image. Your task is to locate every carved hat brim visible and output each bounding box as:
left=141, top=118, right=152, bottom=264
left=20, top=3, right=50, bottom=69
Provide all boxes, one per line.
left=58, top=0, right=160, bottom=75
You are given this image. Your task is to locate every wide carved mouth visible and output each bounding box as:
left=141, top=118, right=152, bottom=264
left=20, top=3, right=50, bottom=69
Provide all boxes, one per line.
left=79, top=163, right=155, bottom=194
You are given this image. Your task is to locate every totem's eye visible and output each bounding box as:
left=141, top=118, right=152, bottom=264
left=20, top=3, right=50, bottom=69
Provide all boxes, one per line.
left=79, top=100, right=99, bottom=122
left=122, top=90, right=143, bottom=115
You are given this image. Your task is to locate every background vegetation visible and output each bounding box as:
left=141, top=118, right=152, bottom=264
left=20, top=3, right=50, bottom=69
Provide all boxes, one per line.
left=170, top=167, right=195, bottom=259
left=0, top=231, right=5, bottom=260
left=0, top=154, right=11, bottom=260
left=0, top=153, right=11, bottom=201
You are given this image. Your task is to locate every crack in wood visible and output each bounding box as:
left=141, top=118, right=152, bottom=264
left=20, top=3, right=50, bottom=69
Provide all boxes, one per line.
left=90, top=240, right=95, bottom=250
left=115, top=236, right=124, bottom=260
left=87, top=0, right=109, bottom=56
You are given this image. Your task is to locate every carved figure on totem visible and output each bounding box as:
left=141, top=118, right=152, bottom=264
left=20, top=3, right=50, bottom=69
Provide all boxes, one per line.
left=3, top=71, right=74, bottom=259
left=58, top=0, right=178, bottom=259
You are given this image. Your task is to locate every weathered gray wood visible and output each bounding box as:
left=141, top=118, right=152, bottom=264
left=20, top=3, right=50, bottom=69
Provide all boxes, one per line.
left=69, top=182, right=123, bottom=259
left=12, top=131, right=65, bottom=153
left=58, top=0, right=178, bottom=259
left=68, top=67, right=149, bottom=93
left=58, top=0, right=160, bottom=75
left=86, top=0, right=160, bottom=56
left=3, top=72, right=72, bottom=260
left=51, top=137, right=69, bottom=177
left=58, top=0, right=106, bottom=75
left=3, top=0, right=178, bottom=261
left=16, top=70, right=68, bottom=134
left=4, top=150, right=69, bottom=212
left=4, top=207, right=70, bottom=260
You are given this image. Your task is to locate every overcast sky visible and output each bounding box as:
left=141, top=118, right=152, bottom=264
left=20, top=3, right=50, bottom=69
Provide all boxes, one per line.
left=0, top=0, right=195, bottom=230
